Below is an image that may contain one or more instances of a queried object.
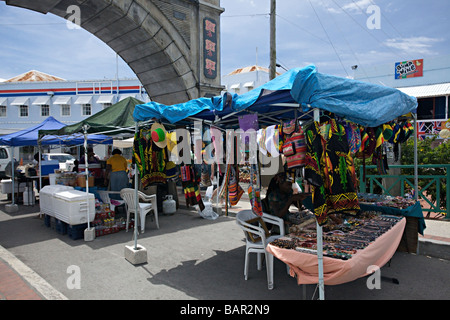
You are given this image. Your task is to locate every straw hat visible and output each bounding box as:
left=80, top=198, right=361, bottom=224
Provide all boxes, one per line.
left=439, top=129, right=450, bottom=139
left=151, top=122, right=168, bottom=148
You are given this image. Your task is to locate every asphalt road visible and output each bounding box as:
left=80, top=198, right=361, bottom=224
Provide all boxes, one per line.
left=0, top=199, right=449, bottom=302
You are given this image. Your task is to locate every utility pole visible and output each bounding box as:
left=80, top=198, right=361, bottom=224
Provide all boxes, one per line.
left=269, top=0, right=276, bottom=80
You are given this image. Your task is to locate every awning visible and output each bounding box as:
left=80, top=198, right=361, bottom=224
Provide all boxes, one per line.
left=96, top=95, right=115, bottom=104
left=74, top=95, right=92, bottom=104
left=398, top=83, right=450, bottom=98
left=230, top=84, right=240, bottom=89
left=0, top=97, right=7, bottom=105
left=397, top=82, right=450, bottom=98
left=243, top=81, right=255, bottom=88
left=10, top=96, right=29, bottom=105
left=32, top=96, right=51, bottom=105
left=53, top=96, right=72, bottom=105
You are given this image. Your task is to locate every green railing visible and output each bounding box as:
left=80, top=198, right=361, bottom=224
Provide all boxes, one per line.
left=359, top=164, right=450, bottom=219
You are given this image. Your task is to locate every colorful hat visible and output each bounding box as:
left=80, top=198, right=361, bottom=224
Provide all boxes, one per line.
left=151, top=122, right=167, bottom=148
left=440, top=129, right=450, bottom=139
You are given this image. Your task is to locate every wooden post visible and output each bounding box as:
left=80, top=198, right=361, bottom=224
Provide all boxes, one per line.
left=269, top=0, right=276, bottom=80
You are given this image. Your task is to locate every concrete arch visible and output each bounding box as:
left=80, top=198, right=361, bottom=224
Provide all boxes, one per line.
left=4, top=0, right=224, bottom=105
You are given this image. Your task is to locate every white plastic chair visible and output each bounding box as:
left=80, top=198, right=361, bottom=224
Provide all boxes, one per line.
left=235, top=210, right=285, bottom=290
left=120, top=188, right=159, bottom=233
left=98, top=190, right=124, bottom=211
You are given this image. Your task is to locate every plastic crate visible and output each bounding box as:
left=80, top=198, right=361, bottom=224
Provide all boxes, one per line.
left=68, top=223, right=88, bottom=240
left=44, top=214, right=52, bottom=228
left=55, top=219, right=68, bottom=235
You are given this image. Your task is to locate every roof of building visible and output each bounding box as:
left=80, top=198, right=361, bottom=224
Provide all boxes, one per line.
left=397, top=82, right=450, bottom=98
left=4, top=70, right=65, bottom=82
left=227, top=65, right=280, bottom=76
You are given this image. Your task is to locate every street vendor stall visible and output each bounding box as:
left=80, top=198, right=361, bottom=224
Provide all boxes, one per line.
left=0, top=116, right=112, bottom=209
left=132, top=64, right=418, bottom=297
left=38, top=97, right=143, bottom=241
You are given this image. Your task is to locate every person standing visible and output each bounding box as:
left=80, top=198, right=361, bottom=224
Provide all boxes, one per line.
left=105, top=149, right=129, bottom=194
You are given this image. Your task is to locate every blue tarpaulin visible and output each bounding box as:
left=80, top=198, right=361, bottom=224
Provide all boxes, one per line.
left=133, top=65, right=417, bottom=127
left=0, top=116, right=112, bottom=147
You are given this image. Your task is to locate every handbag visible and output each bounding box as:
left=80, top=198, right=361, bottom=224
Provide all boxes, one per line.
left=283, top=128, right=306, bottom=169
left=228, top=167, right=243, bottom=206
left=181, top=165, right=191, bottom=182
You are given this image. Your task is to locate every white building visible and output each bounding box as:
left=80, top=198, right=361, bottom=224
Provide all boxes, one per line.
left=0, top=70, right=149, bottom=160
left=222, top=65, right=279, bottom=94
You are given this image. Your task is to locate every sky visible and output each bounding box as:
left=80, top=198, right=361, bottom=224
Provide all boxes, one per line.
left=0, top=0, right=449, bottom=82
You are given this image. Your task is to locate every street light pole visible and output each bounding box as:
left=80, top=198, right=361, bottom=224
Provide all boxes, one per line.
left=269, top=0, right=276, bottom=80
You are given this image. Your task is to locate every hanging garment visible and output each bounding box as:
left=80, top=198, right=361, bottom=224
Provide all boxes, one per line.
left=228, top=166, right=244, bottom=206
left=282, top=119, right=296, bottom=135
left=181, top=165, right=204, bottom=211
left=282, top=126, right=307, bottom=169
left=344, top=122, right=361, bottom=154
left=248, top=164, right=263, bottom=216
left=304, top=118, right=360, bottom=226
left=133, top=128, right=167, bottom=189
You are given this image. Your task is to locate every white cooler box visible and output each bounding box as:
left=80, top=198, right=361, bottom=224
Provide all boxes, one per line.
left=1, top=179, right=26, bottom=194
left=52, top=189, right=95, bottom=225
left=39, top=185, right=74, bottom=217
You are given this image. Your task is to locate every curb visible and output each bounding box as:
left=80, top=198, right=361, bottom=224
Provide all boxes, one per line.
left=418, top=238, right=450, bottom=261
left=0, top=245, right=68, bottom=300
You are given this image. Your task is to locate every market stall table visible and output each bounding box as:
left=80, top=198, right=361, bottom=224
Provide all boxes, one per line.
left=266, top=215, right=406, bottom=286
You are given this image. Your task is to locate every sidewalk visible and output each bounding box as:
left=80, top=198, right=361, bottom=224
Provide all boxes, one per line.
left=0, top=191, right=449, bottom=300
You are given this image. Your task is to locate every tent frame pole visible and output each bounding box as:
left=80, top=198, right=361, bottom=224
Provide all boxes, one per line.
left=134, top=122, right=139, bottom=250
left=313, top=108, right=325, bottom=300
left=83, top=125, right=90, bottom=231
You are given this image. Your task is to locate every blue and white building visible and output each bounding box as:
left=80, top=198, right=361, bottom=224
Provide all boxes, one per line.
left=0, top=70, right=149, bottom=160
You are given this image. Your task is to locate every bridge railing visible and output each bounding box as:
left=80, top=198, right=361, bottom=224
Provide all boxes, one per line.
left=359, top=164, right=450, bottom=219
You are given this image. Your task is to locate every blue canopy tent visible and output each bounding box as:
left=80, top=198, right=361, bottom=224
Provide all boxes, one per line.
left=0, top=116, right=113, bottom=147
left=132, top=65, right=419, bottom=296
left=133, top=65, right=417, bottom=128
left=0, top=116, right=112, bottom=209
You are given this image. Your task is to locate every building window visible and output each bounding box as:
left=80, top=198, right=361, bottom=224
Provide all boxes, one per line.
left=41, top=104, right=50, bottom=117
left=19, top=105, right=29, bottom=117
left=82, top=104, right=91, bottom=116
left=0, top=105, right=6, bottom=117
left=435, top=96, right=446, bottom=119
left=417, top=96, right=448, bottom=120
left=102, top=103, right=112, bottom=109
left=61, top=104, right=71, bottom=117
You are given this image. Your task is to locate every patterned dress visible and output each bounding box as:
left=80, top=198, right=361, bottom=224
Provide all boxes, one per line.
left=304, top=119, right=359, bottom=226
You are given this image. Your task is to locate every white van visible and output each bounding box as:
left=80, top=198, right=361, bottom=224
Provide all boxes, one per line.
left=0, top=146, right=12, bottom=179
left=43, top=153, right=76, bottom=171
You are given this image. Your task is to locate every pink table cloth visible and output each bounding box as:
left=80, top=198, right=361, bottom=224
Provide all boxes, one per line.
left=266, top=218, right=406, bottom=285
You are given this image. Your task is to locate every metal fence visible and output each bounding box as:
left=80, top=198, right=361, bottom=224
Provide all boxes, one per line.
left=359, top=164, right=450, bottom=219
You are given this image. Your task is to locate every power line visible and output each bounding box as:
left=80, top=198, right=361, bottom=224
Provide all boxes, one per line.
left=276, top=14, right=329, bottom=44
left=330, top=0, right=403, bottom=59
left=308, top=0, right=350, bottom=77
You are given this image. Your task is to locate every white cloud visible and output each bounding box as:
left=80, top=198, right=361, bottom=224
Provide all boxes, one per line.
left=384, top=37, right=444, bottom=55
left=341, top=0, right=373, bottom=13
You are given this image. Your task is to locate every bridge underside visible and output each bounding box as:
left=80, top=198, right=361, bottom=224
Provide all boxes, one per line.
left=4, top=0, right=224, bottom=105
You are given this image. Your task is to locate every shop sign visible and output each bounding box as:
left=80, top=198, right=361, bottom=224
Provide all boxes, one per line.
left=395, top=59, right=423, bottom=79
left=203, top=18, right=217, bottom=79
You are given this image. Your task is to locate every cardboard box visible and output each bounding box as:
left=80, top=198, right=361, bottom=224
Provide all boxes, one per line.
left=76, top=175, right=94, bottom=188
